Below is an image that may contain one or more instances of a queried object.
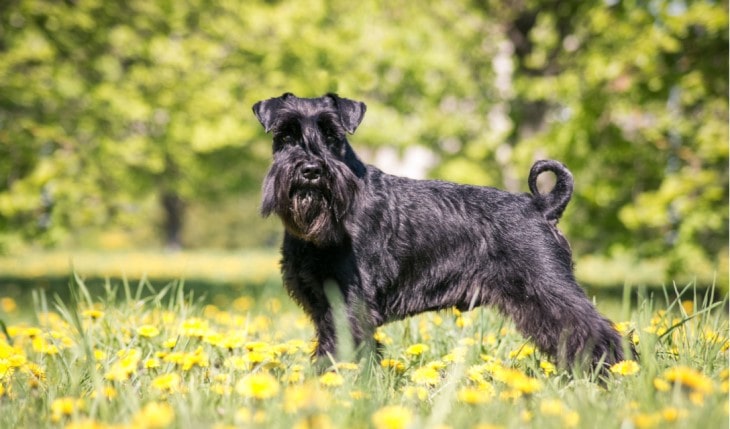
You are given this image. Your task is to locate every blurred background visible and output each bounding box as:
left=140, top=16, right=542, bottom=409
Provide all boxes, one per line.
left=0, top=0, right=727, bottom=298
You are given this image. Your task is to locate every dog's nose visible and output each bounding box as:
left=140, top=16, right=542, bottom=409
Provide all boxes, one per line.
left=301, top=163, right=323, bottom=181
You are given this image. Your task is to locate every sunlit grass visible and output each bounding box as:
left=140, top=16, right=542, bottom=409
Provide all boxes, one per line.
left=0, top=276, right=727, bottom=428
left=0, top=250, right=280, bottom=285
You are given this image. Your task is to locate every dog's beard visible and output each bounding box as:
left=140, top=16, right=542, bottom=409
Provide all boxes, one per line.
left=261, top=161, right=358, bottom=246
left=289, top=187, right=331, bottom=235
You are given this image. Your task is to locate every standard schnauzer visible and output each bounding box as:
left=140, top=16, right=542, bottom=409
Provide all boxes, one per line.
left=253, top=93, right=627, bottom=371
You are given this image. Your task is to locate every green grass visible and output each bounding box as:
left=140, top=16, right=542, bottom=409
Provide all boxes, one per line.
left=0, top=274, right=727, bottom=429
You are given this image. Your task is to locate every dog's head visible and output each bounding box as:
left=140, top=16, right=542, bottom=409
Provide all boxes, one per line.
left=253, top=93, right=367, bottom=246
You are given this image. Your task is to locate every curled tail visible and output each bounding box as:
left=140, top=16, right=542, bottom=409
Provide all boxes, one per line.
left=528, top=159, right=574, bottom=221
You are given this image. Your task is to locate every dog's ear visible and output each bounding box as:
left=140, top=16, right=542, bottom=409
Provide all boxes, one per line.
left=328, top=94, right=367, bottom=134
left=253, top=93, right=293, bottom=133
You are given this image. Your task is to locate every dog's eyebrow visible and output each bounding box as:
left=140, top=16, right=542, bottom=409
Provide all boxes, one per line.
left=315, top=111, right=346, bottom=132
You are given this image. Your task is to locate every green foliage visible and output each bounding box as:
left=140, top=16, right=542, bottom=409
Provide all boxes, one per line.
left=0, top=0, right=726, bottom=286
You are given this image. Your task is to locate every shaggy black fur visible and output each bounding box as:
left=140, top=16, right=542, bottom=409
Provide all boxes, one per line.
left=253, top=93, right=626, bottom=370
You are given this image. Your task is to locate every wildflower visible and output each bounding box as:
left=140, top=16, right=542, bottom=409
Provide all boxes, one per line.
left=631, top=412, right=661, bottom=429
left=181, top=318, right=209, bottom=338
left=151, top=373, right=182, bottom=393
left=508, top=344, right=535, bottom=360
left=662, top=366, right=713, bottom=395
left=411, top=366, right=441, bottom=386
left=540, top=399, right=579, bottom=427
left=162, top=338, right=177, bottom=349
left=93, top=349, right=106, bottom=361
left=442, top=347, right=467, bottom=363
left=457, top=386, right=493, bottom=405
left=381, top=359, right=406, bottom=373
left=81, top=309, right=104, bottom=321
left=493, top=367, right=541, bottom=394
left=235, top=408, right=267, bottom=425
left=349, top=390, right=369, bottom=400
left=405, top=343, right=429, bottom=357
left=661, top=407, right=686, bottom=422
left=319, top=371, right=345, bottom=387
left=235, top=372, right=280, bottom=399
left=373, top=329, right=393, bottom=345
left=293, top=413, right=333, bottom=429
left=283, top=383, right=329, bottom=413
left=0, top=297, right=17, bottom=313
left=90, top=385, right=117, bottom=400
left=50, top=397, right=85, bottom=422
left=233, top=296, right=254, bottom=312
left=137, top=325, right=160, bottom=338
left=610, top=360, right=640, bottom=376
left=403, top=386, right=429, bottom=401
left=335, top=362, right=359, bottom=371
left=31, top=337, right=59, bottom=355
left=145, top=358, right=160, bottom=369
left=134, top=402, right=175, bottom=429
left=105, top=349, right=141, bottom=381
left=653, top=377, right=670, bottom=391
left=539, top=360, right=556, bottom=375
left=455, top=315, right=472, bottom=328
left=372, top=405, right=413, bottom=429
left=540, top=398, right=566, bottom=415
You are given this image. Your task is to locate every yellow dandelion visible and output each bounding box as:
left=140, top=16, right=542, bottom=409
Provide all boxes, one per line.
left=145, top=358, right=160, bottom=369
left=539, top=360, right=556, bottom=375
left=508, top=344, right=535, bottom=360
left=662, top=366, right=713, bottom=394
left=162, top=338, right=177, bottom=349
left=540, top=399, right=566, bottom=415
left=653, top=378, right=671, bottom=392
left=137, top=325, right=160, bottom=338
left=0, top=297, right=17, bottom=313
left=134, top=402, right=175, bottom=429
left=610, top=360, right=640, bottom=376
left=93, top=349, right=106, bottom=361
left=283, top=383, right=330, bottom=413
left=235, top=372, right=280, bottom=399
left=457, top=386, right=493, bottom=405
left=293, top=413, right=333, bottom=429
left=372, top=405, right=413, bottom=429
left=151, top=373, right=182, bottom=393
left=661, top=407, right=686, bottom=422
left=235, top=408, right=267, bottom=424
left=373, top=329, right=393, bottom=345
left=50, top=397, right=85, bottom=422
left=403, top=386, right=429, bottom=401
left=232, top=295, right=254, bottom=312
left=319, top=371, right=345, bottom=387
left=456, top=314, right=473, bottom=328
left=81, top=309, right=104, bottom=321
left=349, top=390, right=369, bottom=400
left=411, top=366, right=441, bottom=386
left=563, top=411, right=580, bottom=428
left=335, top=362, right=360, bottom=371
left=631, top=412, right=661, bottom=429
left=381, top=359, right=406, bottom=373
left=406, top=343, right=429, bottom=357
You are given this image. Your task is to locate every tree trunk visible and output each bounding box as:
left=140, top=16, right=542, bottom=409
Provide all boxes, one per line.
left=161, top=191, right=185, bottom=251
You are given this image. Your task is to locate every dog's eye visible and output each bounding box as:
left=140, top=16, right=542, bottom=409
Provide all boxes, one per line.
left=325, top=133, right=340, bottom=146
left=279, top=134, right=295, bottom=145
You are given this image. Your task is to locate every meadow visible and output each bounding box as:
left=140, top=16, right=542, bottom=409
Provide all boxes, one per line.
left=0, top=262, right=727, bottom=429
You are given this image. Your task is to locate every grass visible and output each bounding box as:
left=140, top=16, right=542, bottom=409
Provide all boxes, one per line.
left=0, top=274, right=727, bottom=429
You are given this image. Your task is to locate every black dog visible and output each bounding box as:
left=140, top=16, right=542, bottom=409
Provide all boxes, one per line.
left=253, top=93, right=626, bottom=370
